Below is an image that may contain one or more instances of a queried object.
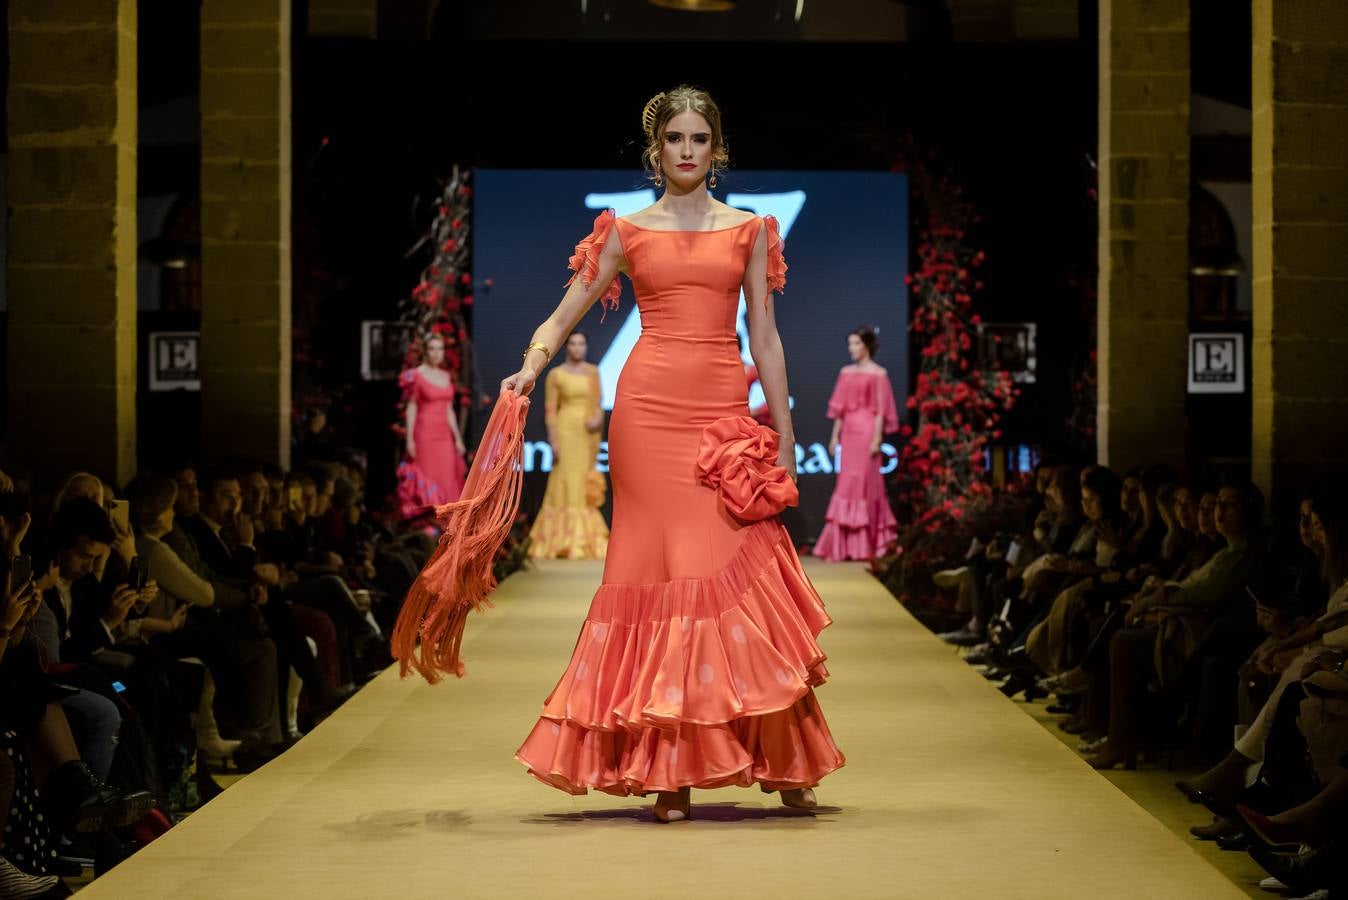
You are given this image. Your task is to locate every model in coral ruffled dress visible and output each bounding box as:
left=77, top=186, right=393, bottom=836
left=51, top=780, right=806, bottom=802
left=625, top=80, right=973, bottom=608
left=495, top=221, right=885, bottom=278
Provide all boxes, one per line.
left=503, top=87, right=844, bottom=821
left=813, top=329, right=900, bottom=561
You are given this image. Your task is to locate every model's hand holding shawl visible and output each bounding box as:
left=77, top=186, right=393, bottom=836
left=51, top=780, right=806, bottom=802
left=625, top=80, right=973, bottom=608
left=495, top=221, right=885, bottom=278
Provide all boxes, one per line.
left=393, top=390, right=530, bottom=683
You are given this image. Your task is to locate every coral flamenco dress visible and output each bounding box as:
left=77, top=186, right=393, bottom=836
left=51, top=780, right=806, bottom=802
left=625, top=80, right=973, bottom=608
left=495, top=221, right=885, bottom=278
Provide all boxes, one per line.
left=515, top=210, right=846, bottom=797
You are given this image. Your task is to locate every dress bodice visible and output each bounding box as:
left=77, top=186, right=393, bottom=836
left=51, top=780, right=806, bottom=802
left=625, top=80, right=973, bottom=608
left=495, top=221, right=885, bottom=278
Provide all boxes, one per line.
left=564, top=209, right=786, bottom=337
left=613, top=218, right=762, bottom=342
left=400, top=367, right=456, bottom=413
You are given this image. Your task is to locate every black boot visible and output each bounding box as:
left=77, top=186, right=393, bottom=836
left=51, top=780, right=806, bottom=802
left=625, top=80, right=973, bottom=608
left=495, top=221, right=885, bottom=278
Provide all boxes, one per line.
left=41, top=761, right=155, bottom=834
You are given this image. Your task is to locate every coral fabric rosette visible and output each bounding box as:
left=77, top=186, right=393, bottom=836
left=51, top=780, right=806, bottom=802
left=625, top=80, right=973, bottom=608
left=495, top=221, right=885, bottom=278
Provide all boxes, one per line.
left=695, top=416, right=799, bottom=522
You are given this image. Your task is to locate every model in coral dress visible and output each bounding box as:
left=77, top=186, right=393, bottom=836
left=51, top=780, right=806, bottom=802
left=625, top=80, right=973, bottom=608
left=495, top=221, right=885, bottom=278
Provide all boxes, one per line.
left=813, top=330, right=900, bottom=561
left=499, top=90, right=844, bottom=821
left=529, top=335, right=610, bottom=559
left=510, top=204, right=845, bottom=813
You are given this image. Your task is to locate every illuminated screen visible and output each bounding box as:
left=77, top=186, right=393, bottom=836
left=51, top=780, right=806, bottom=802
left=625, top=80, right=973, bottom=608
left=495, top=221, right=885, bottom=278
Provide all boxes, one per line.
left=473, top=169, right=908, bottom=540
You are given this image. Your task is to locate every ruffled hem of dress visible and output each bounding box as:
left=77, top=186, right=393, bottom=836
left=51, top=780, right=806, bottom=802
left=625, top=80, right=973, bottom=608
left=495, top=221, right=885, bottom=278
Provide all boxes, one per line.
left=516, top=692, right=844, bottom=796
left=821, top=494, right=897, bottom=531
left=529, top=507, right=610, bottom=560
left=396, top=460, right=464, bottom=519
left=812, top=519, right=897, bottom=562
left=514, top=519, right=843, bottom=794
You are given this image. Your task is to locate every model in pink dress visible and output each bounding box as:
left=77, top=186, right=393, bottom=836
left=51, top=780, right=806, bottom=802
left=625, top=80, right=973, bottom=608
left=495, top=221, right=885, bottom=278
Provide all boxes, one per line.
left=813, top=328, right=900, bottom=561
left=397, top=334, right=468, bottom=519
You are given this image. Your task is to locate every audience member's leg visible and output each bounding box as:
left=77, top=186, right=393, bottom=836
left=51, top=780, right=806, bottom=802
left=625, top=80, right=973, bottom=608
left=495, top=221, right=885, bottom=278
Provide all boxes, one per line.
left=260, top=600, right=339, bottom=716
left=287, top=602, right=341, bottom=694
left=1244, top=758, right=1348, bottom=845
left=1173, top=618, right=1264, bottom=763
left=1026, top=580, right=1090, bottom=677
left=211, top=623, right=284, bottom=747
left=1090, top=625, right=1158, bottom=766
left=0, top=754, right=13, bottom=845
left=1256, top=683, right=1321, bottom=811
left=1176, top=639, right=1314, bottom=804
left=57, top=689, right=121, bottom=781
left=284, top=574, right=383, bottom=680
left=30, top=702, right=155, bottom=837
left=0, top=731, right=59, bottom=878
left=1238, top=638, right=1281, bottom=726
left=1235, top=646, right=1319, bottom=763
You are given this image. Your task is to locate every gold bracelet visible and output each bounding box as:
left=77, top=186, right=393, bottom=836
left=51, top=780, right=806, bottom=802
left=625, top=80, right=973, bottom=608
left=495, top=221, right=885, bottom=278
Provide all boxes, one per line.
left=522, top=341, right=551, bottom=365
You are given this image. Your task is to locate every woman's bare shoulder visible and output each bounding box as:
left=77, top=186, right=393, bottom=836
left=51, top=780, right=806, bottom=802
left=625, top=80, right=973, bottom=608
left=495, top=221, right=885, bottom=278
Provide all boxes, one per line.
left=716, top=200, right=760, bottom=228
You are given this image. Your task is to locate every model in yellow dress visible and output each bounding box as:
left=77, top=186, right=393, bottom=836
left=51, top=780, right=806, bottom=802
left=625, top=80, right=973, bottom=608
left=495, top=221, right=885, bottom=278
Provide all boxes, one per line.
left=528, top=331, right=610, bottom=559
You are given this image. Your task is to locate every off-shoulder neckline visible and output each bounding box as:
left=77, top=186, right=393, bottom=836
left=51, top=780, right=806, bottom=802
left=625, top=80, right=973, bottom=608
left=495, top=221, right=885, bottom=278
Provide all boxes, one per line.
left=414, top=366, right=452, bottom=388
left=615, top=214, right=761, bottom=235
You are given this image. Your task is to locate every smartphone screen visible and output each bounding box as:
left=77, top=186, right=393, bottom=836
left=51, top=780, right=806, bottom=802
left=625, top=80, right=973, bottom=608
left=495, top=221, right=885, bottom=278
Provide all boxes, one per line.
left=129, top=556, right=149, bottom=590
left=9, top=554, right=31, bottom=585
left=111, top=681, right=127, bottom=693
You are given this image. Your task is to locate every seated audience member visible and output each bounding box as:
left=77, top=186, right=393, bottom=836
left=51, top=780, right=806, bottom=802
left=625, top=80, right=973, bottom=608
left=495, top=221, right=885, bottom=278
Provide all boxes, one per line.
left=167, top=466, right=342, bottom=749
left=1177, top=488, right=1348, bottom=806
left=0, top=492, right=123, bottom=788
left=125, top=474, right=246, bottom=768
left=38, top=498, right=205, bottom=801
left=1, top=567, right=154, bottom=877
left=1022, top=467, right=1132, bottom=681
left=1087, top=482, right=1269, bottom=769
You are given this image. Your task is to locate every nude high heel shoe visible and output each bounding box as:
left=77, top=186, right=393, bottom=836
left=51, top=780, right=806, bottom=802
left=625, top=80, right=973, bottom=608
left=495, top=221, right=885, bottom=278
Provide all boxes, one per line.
left=653, top=787, right=691, bottom=823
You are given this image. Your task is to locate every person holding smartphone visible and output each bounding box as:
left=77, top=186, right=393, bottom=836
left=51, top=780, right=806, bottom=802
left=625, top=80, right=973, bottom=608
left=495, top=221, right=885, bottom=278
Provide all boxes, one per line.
left=0, top=563, right=155, bottom=876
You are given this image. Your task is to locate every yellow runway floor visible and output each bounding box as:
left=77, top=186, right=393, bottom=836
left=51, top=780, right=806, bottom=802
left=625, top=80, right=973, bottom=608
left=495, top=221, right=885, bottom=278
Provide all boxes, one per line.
left=82, top=559, right=1244, bottom=899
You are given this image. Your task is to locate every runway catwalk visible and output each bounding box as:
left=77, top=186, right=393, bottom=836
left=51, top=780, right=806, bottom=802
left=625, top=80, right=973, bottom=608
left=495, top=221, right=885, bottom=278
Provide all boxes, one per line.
left=78, top=558, right=1242, bottom=899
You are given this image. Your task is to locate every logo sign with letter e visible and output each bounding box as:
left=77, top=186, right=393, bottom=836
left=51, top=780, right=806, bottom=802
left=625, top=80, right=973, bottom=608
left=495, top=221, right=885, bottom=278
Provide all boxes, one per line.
left=148, top=331, right=200, bottom=392
left=1188, top=333, right=1244, bottom=394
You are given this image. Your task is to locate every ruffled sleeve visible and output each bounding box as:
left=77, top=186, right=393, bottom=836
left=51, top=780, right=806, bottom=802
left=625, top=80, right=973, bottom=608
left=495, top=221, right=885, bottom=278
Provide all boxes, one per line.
left=825, top=369, right=848, bottom=420
left=764, top=215, right=787, bottom=296
left=398, top=368, right=418, bottom=404
left=566, top=209, right=623, bottom=318
left=876, top=373, right=900, bottom=434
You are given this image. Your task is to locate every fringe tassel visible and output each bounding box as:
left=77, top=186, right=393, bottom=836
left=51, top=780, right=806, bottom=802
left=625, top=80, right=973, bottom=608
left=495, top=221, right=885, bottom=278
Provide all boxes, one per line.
left=392, top=391, right=531, bottom=683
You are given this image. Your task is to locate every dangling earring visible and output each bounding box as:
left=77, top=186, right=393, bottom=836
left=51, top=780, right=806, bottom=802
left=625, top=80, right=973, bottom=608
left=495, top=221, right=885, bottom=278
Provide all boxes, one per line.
left=654, top=169, right=663, bottom=187
left=709, top=172, right=717, bottom=189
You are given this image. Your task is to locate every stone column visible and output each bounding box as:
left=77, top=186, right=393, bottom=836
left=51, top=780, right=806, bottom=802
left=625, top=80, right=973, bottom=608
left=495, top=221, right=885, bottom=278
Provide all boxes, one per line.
left=7, top=0, right=138, bottom=485
left=1096, top=0, right=1190, bottom=471
left=1251, top=0, right=1348, bottom=512
left=200, top=0, right=293, bottom=466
